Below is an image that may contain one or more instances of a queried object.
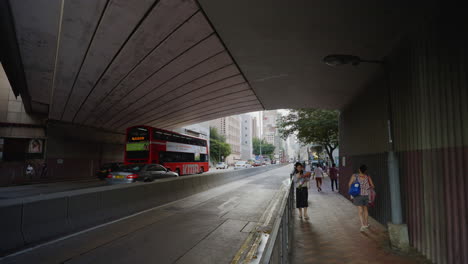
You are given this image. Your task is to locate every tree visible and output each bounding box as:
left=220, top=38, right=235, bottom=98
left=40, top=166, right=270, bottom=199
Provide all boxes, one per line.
left=278, top=109, right=339, bottom=163
left=209, top=127, right=231, bottom=163
left=252, top=137, right=275, bottom=159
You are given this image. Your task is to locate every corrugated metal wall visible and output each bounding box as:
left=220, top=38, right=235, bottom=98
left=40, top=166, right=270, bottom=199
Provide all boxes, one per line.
left=340, top=11, right=468, bottom=264
left=339, top=72, right=393, bottom=225
left=389, top=15, right=468, bottom=264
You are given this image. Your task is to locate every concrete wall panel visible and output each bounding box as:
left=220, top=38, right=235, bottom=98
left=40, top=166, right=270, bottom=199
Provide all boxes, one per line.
left=122, top=81, right=252, bottom=129
left=111, top=64, right=239, bottom=129
left=157, top=96, right=260, bottom=129
left=95, top=34, right=224, bottom=127
left=61, top=0, right=157, bottom=121
left=73, top=0, right=199, bottom=124
left=87, top=12, right=215, bottom=127
left=22, top=196, right=69, bottom=244
left=68, top=191, right=103, bottom=231
left=127, top=83, right=251, bottom=129
left=164, top=105, right=263, bottom=130
left=49, top=0, right=108, bottom=120
left=9, top=0, right=61, bottom=105
left=0, top=202, right=24, bottom=253
left=104, top=52, right=235, bottom=128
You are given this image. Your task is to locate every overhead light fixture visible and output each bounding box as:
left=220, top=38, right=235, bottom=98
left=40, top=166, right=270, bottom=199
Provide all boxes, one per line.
left=323, top=54, right=383, bottom=66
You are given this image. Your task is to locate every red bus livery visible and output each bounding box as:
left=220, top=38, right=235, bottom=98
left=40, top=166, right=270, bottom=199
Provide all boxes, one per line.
left=125, top=126, right=208, bottom=175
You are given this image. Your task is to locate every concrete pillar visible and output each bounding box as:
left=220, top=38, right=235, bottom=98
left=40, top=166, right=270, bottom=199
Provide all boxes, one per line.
left=388, top=151, right=402, bottom=224
left=387, top=150, right=410, bottom=252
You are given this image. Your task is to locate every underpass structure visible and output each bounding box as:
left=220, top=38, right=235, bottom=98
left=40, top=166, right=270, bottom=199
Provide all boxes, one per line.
left=0, top=1, right=467, bottom=263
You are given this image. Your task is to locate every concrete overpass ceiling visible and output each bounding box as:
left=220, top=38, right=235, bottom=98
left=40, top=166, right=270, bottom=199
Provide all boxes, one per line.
left=198, top=0, right=423, bottom=110
left=6, top=0, right=263, bottom=131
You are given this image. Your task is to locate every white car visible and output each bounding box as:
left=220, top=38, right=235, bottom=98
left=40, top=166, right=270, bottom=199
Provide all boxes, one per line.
left=216, top=162, right=228, bottom=169
left=234, top=161, right=252, bottom=170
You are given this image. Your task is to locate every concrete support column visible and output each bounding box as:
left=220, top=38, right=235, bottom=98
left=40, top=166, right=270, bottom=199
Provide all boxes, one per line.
left=388, top=151, right=402, bottom=224
left=387, top=150, right=409, bottom=252
left=387, top=97, right=410, bottom=252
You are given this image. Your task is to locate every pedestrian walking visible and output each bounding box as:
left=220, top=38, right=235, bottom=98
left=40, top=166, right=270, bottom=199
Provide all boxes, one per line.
left=313, top=164, right=324, bottom=192
left=294, top=162, right=311, bottom=220
left=329, top=163, right=339, bottom=191
left=348, top=164, right=375, bottom=231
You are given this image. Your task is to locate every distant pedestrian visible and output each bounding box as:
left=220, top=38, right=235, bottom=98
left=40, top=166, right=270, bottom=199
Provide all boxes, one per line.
left=329, top=163, right=339, bottom=191
left=294, top=162, right=311, bottom=220
left=348, top=164, right=375, bottom=231
left=313, top=165, right=324, bottom=192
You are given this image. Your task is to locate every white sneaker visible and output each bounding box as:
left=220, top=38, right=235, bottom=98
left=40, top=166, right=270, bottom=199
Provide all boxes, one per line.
left=360, top=226, right=367, bottom=232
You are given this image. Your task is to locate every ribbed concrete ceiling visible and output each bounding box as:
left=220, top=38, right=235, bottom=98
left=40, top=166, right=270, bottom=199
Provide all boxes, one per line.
left=6, top=0, right=428, bottom=131
left=8, top=0, right=263, bottom=131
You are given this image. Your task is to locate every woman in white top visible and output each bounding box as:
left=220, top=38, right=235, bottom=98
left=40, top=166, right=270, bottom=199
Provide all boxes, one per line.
left=294, top=162, right=311, bottom=219
left=313, top=165, right=324, bottom=192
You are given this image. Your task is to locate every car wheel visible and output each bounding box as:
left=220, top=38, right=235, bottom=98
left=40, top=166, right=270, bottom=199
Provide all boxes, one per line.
left=199, top=167, right=204, bottom=174
left=176, top=168, right=181, bottom=176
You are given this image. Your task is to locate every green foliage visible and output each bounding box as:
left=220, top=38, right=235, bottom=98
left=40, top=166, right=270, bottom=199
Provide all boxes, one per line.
left=209, top=127, right=231, bottom=163
left=278, top=109, right=339, bottom=162
left=252, top=137, right=275, bottom=159
left=210, top=127, right=225, bottom=141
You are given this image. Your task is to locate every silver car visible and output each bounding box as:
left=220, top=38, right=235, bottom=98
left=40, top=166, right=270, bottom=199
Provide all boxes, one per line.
left=216, top=162, right=228, bottom=169
left=106, top=164, right=178, bottom=184
left=234, top=161, right=251, bottom=170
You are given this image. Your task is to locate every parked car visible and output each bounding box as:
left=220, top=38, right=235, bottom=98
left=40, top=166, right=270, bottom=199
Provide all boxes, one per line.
left=252, top=160, right=262, bottom=167
left=106, top=163, right=178, bottom=184
left=234, top=161, right=252, bottom=170
left=216, top=162, right=228, bottom=169
left=96, top=162, right=123, bottom=180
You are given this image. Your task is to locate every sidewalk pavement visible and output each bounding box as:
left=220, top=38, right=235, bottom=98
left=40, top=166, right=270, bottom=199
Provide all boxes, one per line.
left=291, top=177, right=429, bottom=264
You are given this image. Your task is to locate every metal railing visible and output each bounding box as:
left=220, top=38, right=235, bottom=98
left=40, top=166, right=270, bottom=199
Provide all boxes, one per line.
left=260, top=181, right=294, bottom=263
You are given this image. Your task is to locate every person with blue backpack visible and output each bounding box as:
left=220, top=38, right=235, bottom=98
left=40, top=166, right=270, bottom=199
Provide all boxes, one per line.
left=348, top=164, right=375, bottom=231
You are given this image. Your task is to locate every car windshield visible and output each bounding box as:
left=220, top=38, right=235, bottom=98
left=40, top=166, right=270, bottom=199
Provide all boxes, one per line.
left=119, top=164, right=144, bottom=172
left=236, top=161, right=246, bottom=165
left=217, top=162, right=224, bottom=165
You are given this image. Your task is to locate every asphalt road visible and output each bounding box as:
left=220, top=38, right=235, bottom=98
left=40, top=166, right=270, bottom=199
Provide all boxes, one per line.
left=0, top=165, right=291, bottom=264
left=0, top=167, right=238, bottom=200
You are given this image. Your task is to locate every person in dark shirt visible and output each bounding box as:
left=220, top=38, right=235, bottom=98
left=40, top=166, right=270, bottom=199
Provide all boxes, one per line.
left=329, top=163, right=339, bottom=191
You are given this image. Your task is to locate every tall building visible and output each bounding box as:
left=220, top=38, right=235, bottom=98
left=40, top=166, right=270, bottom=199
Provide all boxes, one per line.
left=209, top=115, right=241, bottom=164
left=262, top=110, right=278, bottom=145
left=251, top=116, right=259, bottom=139
left=172, top=122, right=209, bottom=140
left=240, top=114, right=253, bottom=160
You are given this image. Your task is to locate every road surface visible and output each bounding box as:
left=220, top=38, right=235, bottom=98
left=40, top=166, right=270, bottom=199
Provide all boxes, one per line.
left=0, top=165, right=291, bottom=264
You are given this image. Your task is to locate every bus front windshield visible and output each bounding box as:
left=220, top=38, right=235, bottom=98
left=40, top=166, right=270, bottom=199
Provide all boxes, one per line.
left=126, top=127, right=150, bottom=161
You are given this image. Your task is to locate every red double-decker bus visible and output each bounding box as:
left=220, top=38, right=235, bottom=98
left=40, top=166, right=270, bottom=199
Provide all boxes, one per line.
left=125, top=126, right=209, bottom=175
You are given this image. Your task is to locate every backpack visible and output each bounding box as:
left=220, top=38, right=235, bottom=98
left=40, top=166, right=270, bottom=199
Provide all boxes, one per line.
left=348, top=174, right=361, bottom=197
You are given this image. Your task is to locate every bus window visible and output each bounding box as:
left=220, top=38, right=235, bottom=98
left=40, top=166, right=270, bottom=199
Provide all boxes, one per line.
left=159, top=151, right=195, bottom=163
